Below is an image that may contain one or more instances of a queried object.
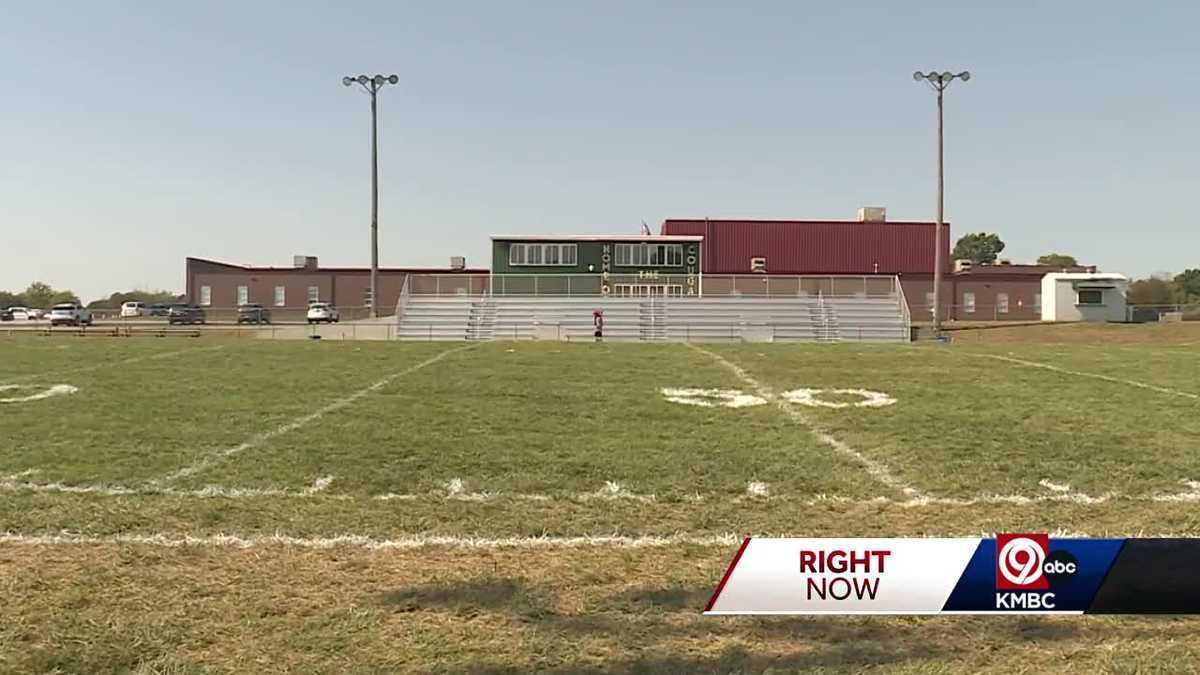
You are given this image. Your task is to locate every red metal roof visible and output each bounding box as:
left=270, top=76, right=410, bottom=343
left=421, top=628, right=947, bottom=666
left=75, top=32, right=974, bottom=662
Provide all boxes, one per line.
left=660, top=219, right=951, bottom=275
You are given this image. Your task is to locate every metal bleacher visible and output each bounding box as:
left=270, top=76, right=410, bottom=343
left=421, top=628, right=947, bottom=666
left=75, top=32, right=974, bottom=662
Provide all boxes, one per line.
left=395, top=287, right=910, bottom=343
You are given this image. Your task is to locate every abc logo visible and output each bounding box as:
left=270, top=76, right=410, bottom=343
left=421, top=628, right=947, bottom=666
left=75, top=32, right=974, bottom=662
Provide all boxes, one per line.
left=996, top=534, right=1078, bottom=590
left=1043, top=550, right=1079, bottom=587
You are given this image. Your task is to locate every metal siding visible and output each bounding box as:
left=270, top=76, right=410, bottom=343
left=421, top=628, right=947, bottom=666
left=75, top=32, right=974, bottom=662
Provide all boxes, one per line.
left=660, top=220, right=951, bottom=275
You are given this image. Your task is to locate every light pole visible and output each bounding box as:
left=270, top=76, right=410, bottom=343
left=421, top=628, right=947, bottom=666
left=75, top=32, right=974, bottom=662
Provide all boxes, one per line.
left=913, top=70, right=969, bottom=333
left=343, top=73, right=399, bottom=318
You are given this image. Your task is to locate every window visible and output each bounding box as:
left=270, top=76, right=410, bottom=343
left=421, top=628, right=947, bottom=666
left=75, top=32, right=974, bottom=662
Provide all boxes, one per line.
left=508, top=243, right=577, bottom=266
left=1034, top=293, right=1042, bottom=311
left=308, top=286, right=320, bottom=303
left=237, top=286, right=248, bottom=306
left=614, top=243, right=683, bottom=267
left=996, top=293, right=1009, bottom=314
left=1077, top=289, right=1104, bottom=306
left=925, top=292, right=935, bottom=310
left=199, top=286, right=212, bottom=306
left=963, top=292, right=976, bottom=314
left=363, top=288, right=373, bottom=309
left=274, top=286, right=286, bottom=307
left=750, top=257, right=767, bottom=273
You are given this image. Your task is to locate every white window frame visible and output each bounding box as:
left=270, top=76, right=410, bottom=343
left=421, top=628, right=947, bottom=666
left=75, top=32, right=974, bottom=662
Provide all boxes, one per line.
left=307, top=286, right=320, bottom=304
left=274, top=286, right=286, bottom=307
left=1077, top=289, right=1105, bottom=306
left=237, top=286, right=248, bottom=306
left=363, top=288, right=373, bottom=309
left=614, top=243, right=683, bottom=267
left=508, top=243, right=577, bottom=267
left=963, top=292, right=976, bottom=314
left=996, top=292, right=1009, bottom=314
left=199, top=285, right=212, bottom=307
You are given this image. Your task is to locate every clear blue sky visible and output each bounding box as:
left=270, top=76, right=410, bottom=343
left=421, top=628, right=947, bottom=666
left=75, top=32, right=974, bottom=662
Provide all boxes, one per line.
left=3, top=1, right=1197, bottom=301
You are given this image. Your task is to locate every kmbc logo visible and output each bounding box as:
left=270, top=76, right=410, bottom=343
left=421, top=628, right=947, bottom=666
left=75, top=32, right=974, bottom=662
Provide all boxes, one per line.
left=996, top=533, right=1051, bottom=590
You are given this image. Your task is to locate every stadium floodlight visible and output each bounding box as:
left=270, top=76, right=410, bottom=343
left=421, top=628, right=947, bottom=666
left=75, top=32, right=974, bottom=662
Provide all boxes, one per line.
left=912, top=68, right=971, bottom=334
left=342, top=73, right=401, bottom=318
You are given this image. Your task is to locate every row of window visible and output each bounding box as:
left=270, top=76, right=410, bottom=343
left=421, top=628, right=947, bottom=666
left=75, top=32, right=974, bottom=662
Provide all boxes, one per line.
left=931, top=290, right=1105, bottom=314
left=926, top=292, right=1037, bottom=314
left=615, top=243, right=684, bottom=267
left=507, top=243, right=688, bottom=267
left=196, top=285, right=338, bottom=307
left=509, top=243, right=578, bottom=266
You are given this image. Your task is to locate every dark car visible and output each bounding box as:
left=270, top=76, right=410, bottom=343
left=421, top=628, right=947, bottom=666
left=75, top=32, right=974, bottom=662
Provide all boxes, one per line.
left=0, top=308, right=12, bottom=322
left=167, top=304, right=206, bottom=325
left=236, top=303, right=271, bottom=324
left=149, top=303, right=171, bottom=317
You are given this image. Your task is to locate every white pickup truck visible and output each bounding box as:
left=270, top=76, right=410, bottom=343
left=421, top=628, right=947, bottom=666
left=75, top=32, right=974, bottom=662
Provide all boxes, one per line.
left=48, top=303, right=93, bottom=327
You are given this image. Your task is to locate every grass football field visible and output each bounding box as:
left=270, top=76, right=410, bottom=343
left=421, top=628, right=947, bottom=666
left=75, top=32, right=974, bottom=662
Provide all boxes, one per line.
left=2, top=326, right=1200, bottom=673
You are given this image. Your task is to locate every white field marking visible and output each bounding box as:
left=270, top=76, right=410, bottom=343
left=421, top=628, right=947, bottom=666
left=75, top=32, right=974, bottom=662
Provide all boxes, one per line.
left=685, top=343, right=923, bottom=499
left=1039, top=479, right=1071, bottom=493
left=0, top=345, right=226, bottom=386
left=660, top=387, right=767, bottom=408
left=0, top=384, right=78, bottom=404
left=6, top=474, right=1200, bottom=506
left=0, top=532, right=746, bottom=550
left=976, top=353, right=1199, bottom=401
left=779, top=388, right=896, bottom=409
left=0, top=475, right=338, bottom=499
left=7, top=529, right=1200, bottom=550
left=153, top=344, right=475, bottom=484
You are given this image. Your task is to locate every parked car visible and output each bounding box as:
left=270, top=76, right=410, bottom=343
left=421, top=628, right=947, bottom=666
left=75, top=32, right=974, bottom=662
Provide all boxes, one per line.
left=167, top=304, right=206, bottom=325
left=27, top=308, right=45, bottom=320
left=306, top=302, right=340, bottom=324
left=236, top=303, right=271, bottom=324
left=7, top=306, right=31, bottom=320
left=149, top=303, right=170, bottom=317
left=120, top=301, right=148, bottom=318
left=48, top=303, right=93, bottom=327
left=0, top=308, right=12, bottom=322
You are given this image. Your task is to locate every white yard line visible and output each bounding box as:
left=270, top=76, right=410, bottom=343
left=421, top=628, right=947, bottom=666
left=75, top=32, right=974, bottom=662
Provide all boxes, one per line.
left=4, top=528, right=1200, bottom=550
left=0, top=475, right=337, bottom=499
left=0, top=532, right=745, bottom=550
left=685, top=343, right=923, bottom=499
left=975, top=353, right=1199, bottom=401
left=152, top=345, right=475, bottom=484
left=0, top=345, right=226, bottom=386
left=8, top=472, right=1200, bottom=506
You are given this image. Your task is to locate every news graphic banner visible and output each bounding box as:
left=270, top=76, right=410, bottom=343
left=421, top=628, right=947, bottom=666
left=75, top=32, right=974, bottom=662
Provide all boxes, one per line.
left=704, top=535, right=1200, bottom=614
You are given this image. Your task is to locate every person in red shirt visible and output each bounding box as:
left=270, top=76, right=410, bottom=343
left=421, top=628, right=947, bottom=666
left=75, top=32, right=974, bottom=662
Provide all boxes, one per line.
left=593, top=308, right=604, bottom=341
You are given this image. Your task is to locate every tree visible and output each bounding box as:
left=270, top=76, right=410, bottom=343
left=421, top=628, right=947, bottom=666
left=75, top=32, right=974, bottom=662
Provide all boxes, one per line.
left=0, top=291, right=26, bottom=308
left=1126, top=277, right=1175, bottom=305
left=1174, top=269, right=1200, bottom=302
left=1037, top=253, right=1078, bottom=268
left=22, top=282, right=56, bottom=309
left=952, top=233, right=1006, bottom=265
left=87, top=289, right=181, bottom=309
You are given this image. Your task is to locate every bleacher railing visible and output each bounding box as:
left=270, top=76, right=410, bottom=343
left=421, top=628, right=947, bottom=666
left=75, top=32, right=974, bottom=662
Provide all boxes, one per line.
left=403, top=274, right=903, bottom=298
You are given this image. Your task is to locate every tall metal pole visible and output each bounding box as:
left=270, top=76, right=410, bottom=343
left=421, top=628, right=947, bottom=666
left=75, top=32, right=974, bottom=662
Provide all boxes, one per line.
left=343, top=74, right=398, bottom=320
left=913, top=70, right=969, bottom=334
left=370, top=83, right=379, bottom=318
left=934, top=88, right=944, bottom=331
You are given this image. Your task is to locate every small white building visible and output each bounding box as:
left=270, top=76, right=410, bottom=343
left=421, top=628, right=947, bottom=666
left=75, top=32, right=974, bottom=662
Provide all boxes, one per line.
left=1041, top=272, right=1130, bottom=322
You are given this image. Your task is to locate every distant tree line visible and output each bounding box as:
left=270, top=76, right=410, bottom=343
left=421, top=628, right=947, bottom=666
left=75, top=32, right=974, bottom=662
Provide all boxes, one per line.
left=952, top=232, right=1198, bottom=307
left=0, top=282, right=182, bottom=309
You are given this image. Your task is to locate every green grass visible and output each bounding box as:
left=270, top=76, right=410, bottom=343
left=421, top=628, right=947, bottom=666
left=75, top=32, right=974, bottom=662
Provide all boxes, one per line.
left=2, top=333, right=1200, bottom=673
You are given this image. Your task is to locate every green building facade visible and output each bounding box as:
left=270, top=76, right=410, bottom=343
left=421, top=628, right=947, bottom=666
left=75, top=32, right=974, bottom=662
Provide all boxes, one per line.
left=489, top=235, right=703, bottom=297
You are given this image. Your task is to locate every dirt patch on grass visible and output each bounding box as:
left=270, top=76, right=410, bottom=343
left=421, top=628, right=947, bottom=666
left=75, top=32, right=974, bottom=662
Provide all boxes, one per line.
left=3, top=544, right=1200, bottom=674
